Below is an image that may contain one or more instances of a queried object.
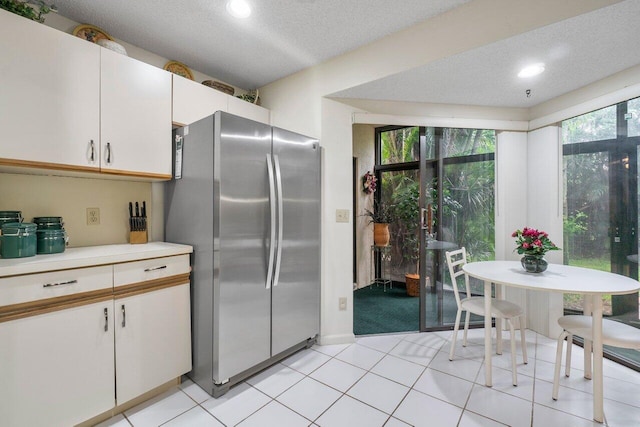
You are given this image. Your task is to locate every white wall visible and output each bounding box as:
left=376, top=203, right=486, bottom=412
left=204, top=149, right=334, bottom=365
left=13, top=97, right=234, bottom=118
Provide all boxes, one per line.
left=319, top=99, right=359, bottom=344
left=0, top=173, right=153, bottom=247
left=523, top=126, right=564, bottom=337
left=352, top=124, right=377, bottom=290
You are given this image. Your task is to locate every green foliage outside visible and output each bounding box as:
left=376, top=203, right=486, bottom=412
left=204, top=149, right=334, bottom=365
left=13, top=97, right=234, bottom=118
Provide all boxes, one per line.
left=377, top=127, right=496, bottom=280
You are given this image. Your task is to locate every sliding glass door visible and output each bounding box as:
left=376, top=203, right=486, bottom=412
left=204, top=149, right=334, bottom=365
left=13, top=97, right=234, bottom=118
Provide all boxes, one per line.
left=375, top=126, right=495, bottom=332
left=563, top=98, right=640, bottom=368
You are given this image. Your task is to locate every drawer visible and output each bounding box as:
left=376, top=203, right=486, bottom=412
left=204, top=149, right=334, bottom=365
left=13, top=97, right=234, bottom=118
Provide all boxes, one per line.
left=0, top=266, right=113, bottom=307
left=113, top=255, right=190, bottom=288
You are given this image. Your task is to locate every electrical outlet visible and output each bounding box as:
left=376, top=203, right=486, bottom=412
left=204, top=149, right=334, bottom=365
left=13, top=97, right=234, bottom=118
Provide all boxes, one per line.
left=338, top=297, right=347, bottom=311
left=87, top=207, right=100, bottom=225
left=336, top=209, right=349, bottom=223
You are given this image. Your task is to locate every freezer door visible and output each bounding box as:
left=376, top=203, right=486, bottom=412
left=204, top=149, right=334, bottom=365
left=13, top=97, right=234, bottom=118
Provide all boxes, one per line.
left=214, top=112, right=273, bottom=382
left=271, top=127, right=321, bottom=355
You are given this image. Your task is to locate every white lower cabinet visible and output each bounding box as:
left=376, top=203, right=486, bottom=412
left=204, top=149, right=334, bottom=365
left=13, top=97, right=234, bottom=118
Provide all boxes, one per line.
left=115, top=283, right=192, bottom=404
left=0, top=302, right=115, bottom=427
left=0, top=248, right=192, bottom=427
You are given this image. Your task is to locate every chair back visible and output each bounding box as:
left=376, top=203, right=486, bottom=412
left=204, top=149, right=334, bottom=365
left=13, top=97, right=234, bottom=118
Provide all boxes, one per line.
left=445, top=247, right=471, bottom=307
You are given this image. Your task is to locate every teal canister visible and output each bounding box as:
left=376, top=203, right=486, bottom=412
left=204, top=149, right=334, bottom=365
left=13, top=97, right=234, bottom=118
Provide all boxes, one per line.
left=0, top=222, right=37, bottom=258
left=36, top=229, right=67, bottom=254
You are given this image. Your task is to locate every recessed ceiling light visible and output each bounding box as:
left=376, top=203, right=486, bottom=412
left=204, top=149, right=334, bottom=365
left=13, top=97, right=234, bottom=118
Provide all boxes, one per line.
left=226, top=0, right=251, bottom=18
left=518, top=63, right=545, bottom=78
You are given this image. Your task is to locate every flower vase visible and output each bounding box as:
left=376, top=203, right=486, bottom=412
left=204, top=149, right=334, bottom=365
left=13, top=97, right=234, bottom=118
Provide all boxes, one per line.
left=521, top=255, right=548, bottom=273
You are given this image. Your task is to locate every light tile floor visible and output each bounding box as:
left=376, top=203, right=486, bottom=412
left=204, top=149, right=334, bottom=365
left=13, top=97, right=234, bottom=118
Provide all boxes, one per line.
left=95, top=329, right=640, bottom=427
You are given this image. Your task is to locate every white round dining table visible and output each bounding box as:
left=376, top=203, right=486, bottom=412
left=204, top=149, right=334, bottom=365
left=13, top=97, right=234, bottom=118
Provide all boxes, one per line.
left=462, top=261, right=640, bottom=423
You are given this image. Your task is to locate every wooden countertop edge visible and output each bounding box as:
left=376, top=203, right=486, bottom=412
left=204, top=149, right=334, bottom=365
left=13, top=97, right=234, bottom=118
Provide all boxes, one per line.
left=0, top=273, right=190, bottom=323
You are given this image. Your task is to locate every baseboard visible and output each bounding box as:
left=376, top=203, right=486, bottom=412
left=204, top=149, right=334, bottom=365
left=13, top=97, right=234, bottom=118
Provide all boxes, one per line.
left=318, top=333, right=355, bottom=345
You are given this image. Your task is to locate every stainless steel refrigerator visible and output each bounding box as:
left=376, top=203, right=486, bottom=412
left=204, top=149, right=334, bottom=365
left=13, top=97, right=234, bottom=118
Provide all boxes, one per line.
left=165, top=111, right=320, bottom=397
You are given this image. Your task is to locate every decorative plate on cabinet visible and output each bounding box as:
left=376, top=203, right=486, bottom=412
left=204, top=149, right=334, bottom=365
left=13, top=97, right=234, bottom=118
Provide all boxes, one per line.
left=72, top=24, right=114, bottom=43
left=164, top=61, right=194, bottom=80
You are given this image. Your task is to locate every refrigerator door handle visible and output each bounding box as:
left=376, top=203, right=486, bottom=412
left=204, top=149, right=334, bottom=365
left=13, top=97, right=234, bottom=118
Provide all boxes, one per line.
left=273, top=155, right=284, bottom=287
left=265, top=154, right=277, bottom=289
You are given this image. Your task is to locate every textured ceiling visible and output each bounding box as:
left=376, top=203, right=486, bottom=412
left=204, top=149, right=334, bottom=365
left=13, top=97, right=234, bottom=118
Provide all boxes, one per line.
left=330, top=0, right=640, bottom=109
left=52, top=0, right=470, bottom=90
left=50, top=0, right=638, bottom=110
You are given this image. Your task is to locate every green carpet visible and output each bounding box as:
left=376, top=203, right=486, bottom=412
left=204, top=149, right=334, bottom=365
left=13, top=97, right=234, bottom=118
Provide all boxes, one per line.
left=353, top=283, right=483, bottom=335
left=353, top=284, right=419, bottom=335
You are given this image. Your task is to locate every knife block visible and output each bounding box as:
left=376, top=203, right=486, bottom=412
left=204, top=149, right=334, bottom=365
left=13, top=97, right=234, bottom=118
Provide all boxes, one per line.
left=129, top=230, right=148, bottom=244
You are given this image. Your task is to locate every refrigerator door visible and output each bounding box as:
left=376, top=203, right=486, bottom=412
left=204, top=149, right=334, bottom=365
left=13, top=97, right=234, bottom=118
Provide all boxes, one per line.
left=271, top=127, right=321, bottom=355
left=214, top=112, right=273, bottom=382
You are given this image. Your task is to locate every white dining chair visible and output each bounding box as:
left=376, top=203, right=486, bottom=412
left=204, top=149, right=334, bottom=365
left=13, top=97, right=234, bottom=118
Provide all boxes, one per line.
left=552, top=315, right=640, bottom=400
left=445, top=248, right=528, bottom=386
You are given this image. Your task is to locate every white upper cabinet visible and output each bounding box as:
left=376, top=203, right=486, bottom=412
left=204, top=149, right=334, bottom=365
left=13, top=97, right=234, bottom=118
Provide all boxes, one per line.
left=172, top=75, right=228, bottom=126
left=0, top=10, right=100, bottom=170
left=101, top=49, right=172, bottom=178
left=228, top=95, right=271, bottom=125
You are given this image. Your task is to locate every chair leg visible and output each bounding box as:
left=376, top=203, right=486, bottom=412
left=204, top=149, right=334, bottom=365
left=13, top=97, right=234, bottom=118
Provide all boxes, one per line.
left=462, top=311, right=471, bottom=347
left=449, top=308, right=463, bottom=361
left=519, top=315, right=528, bottom=364
left=565, top=333, right=573, bottom=377
left=553, top=330, right=569, bottom=400
left=507, top=319, right=517, bottom=386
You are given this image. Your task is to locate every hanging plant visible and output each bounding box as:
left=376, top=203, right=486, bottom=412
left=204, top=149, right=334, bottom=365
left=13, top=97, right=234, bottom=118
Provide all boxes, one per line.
left=0, top=0, right=57, bottom=23
left=362, top=170, right=377, bottom=194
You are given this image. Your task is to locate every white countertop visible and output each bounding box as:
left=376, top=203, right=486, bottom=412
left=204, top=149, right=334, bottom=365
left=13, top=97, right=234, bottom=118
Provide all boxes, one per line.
left=0, top=242, right=193, bottom=277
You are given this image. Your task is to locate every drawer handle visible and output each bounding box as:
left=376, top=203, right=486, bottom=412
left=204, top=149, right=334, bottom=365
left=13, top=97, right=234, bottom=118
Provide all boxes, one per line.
left=104, top=308, right=109, bottom=332
left=144, top=265, right=167, bottom=272
left=121, top=304, right=126, bottom=328
left=43, top=279, right=78, bottom=288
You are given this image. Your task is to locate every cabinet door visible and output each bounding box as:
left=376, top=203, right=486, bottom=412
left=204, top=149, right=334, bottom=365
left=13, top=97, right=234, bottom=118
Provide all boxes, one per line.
left=115, top=283, right=191, bottom=404
left=101, top=48, right=172, bottom=178
left=0, top=302, right=115, bottom=427
left=172, top=74, right=228, bottom=126
left=228, top=95, right=271, bottom=124
left=0, top=10, right=100, bottom=170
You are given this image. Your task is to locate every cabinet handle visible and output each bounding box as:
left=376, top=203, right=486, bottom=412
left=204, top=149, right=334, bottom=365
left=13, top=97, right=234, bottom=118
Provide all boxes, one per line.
left=89, top=139, right=95, bottom=162
left=104, top=308, right=109, bottom=332
left=144, top=265, right=167, bottom=272
left=106, top=142, right=112, bottom=164
left=43, top=279, right=78, bottom=288
left=121, top=304, right=126, bottom=327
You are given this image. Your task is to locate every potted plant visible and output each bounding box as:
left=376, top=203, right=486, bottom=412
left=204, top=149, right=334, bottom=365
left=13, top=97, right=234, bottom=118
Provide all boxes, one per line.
left=512, top=227, right=560, bottom=273
left=0, top=0, right=56, bottom=23
left=362, top=200, right=394, bottom=246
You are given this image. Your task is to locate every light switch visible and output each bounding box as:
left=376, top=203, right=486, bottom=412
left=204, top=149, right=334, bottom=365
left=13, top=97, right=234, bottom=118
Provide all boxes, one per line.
left=336, top=209, right=350, bottom=223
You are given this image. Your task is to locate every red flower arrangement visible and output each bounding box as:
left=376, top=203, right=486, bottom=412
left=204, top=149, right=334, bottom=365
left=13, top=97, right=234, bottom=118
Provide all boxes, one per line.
left=362, top=171, right=377, bottom=194
left=512, top=227, right=560, bottom=256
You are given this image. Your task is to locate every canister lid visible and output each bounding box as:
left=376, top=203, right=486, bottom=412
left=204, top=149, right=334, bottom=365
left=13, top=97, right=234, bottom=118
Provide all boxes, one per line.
left=33, top=216, right=63, bottom=223
left=0, top=211, right=22, bottom=219
left=1, top=222, right=37, bottom=234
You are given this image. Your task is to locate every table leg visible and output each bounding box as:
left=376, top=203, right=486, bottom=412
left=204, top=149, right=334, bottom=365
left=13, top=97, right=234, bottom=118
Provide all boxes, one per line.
left=495, top=283, right=503, bottom=355
left=484, top=279, right=492, bottom=387
left=583, top=295, right=593, bottom=380
left=592, top=296, right=604, bottom=423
